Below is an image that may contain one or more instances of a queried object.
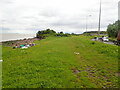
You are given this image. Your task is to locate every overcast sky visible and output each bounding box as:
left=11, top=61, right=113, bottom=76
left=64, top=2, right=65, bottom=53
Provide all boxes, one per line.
left=0, top=0, right=119, bottom=34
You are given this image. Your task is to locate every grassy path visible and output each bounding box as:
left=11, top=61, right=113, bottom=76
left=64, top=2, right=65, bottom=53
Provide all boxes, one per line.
left=2, top=36, right=118, bottom=88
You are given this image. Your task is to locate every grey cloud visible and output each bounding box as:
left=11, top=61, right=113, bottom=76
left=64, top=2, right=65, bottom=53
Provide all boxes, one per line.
left=0, top=0, right=14, bottom=4
left=39, top=11, right=58, bottom=18
left=0, top=0, right=118, bottom=34
left=0, top=27, right=10, bottom=30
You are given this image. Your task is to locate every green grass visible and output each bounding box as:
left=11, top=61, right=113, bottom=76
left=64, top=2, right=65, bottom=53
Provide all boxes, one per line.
left=2, top=36, right=119, bottom=88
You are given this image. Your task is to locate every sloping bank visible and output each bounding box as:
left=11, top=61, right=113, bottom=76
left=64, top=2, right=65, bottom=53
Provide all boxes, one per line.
left=2, top=36, right=119, bottom=88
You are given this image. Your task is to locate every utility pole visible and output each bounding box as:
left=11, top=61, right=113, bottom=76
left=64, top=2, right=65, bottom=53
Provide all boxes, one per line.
left=98, top=0, right=101, bottom=36
left=86, top=16, right=87, bottom=33
left=89, top=15, right=92, bottom=31
left=86, top=15, right=91, bottom=34
left=118, top=1, right=120, bottom=20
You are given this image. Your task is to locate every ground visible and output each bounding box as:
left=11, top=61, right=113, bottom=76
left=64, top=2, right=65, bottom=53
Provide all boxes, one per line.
left=2, top=36, right=119, bottom=88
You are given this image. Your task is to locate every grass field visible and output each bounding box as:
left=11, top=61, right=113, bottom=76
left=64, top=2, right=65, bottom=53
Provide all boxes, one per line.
left=2, top=36, right=119, bottom=88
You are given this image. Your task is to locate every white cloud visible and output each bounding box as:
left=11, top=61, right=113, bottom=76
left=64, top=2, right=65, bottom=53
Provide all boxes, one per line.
left=0, top=0, right=119, bottom=34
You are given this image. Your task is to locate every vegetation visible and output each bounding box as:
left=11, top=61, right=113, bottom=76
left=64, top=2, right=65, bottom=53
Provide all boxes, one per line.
left=2, top=40, right=18, bottom=47
left=83, top=31, right=107, bottom=35
left=55, top=33, right=71, bottom=37
left=2, top=35, right=119, bottom=88
left=36, top=29, right=71, bottom=39
left=107, top=20, right=120, bottom=38
left=36, top=29, right=56, bottom=39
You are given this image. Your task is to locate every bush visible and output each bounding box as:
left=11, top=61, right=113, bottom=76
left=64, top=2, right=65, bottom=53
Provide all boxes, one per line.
left=55, top=33, right=70, bottom=37
left=107, top=20, right=120, bottom=38
left=36, top=29, right=71, bottom=39
left=36, top=29, right=56, bottom=39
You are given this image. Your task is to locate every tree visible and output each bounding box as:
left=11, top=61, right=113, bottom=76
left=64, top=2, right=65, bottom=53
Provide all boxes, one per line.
left=36, top=29, right=56, bottom=39
left=60, top=31, right=63, bottom=34
left=107, top=20, right=120, bottom=38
